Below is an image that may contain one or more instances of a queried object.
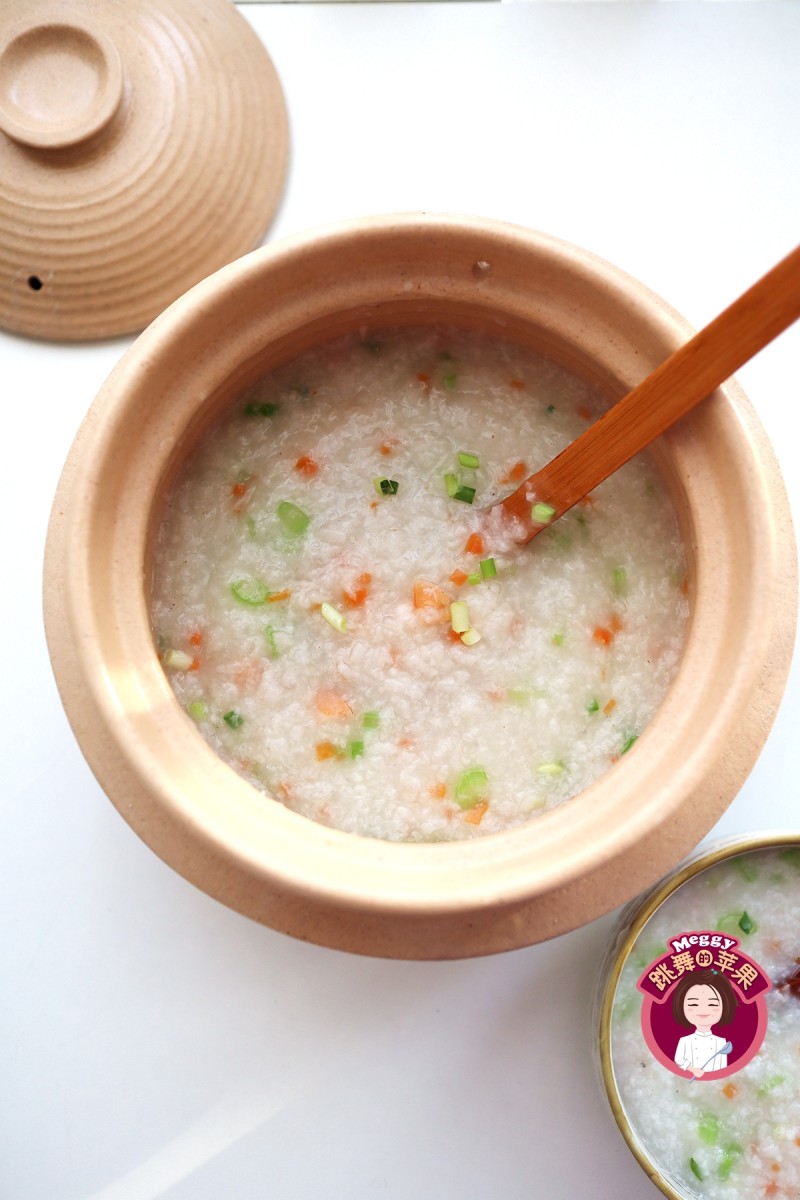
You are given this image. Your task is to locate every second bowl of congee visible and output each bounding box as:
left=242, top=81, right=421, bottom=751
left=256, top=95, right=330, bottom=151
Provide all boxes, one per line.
left=44, top=214, right=797, bottom=957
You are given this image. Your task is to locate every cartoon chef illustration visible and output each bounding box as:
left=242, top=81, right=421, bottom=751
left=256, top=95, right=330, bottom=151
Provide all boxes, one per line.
left=671, top=968, right=738, bottom=1077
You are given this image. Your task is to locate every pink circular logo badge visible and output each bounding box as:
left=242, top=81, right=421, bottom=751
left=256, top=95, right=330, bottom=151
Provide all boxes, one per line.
left=637, top=929, right=771, bottom=1081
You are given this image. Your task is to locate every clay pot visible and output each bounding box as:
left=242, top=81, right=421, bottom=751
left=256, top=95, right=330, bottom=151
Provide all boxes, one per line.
left=43, top=214, right=796, bottom=958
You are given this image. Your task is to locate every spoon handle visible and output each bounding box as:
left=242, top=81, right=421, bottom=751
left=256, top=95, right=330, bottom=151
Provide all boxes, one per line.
left=499, top=245, right=800, bottom=540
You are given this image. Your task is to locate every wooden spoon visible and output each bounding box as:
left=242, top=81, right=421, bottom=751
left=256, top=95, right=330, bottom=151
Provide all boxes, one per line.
left=494, top=245, right=800, bottom=542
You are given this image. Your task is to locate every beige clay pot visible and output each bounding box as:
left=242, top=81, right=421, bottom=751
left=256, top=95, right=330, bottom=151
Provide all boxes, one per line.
left=43, top=214, right=797, bottom=959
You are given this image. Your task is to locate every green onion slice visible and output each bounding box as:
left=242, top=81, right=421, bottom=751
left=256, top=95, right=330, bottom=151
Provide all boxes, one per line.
left=537, top=762, right=565, bottom=776
left=320, top=602, right=347, bottom=633
left=612, top=566, right=628, bottom=597
left=458, top=451, right=480, bottom=469
left=349, top=740, right=365, bottom=758
left=232, top=577, right=270, bottom=605
left=738, top=910, right=757, bottom=935
left=479, top=558, right=497, bottom=579
left=453, top=485, right=476, bottom=504
left=277, top=500, right=310, bottom=535
left=455, top=766, right=489, bottom=809
left=374, top=477, right=399, bottom=496
left=362, top=711, right=380, bottom=729
left=450, top=600, right=470, bottom=633
left=223, top=710, right=244, bottom=729
left=444, top=472, right=459, bottom=498
left=532, top=502, right=556, bottom=525
left=187, top=700, right=207, bottom=722
left=244, top=402, right=280, bottom=417
left=460, top=627, right=481, bottom=646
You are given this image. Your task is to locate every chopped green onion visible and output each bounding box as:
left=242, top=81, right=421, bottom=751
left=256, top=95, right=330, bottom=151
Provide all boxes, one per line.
left=264, top=624, right=280, bottom=660
left=733, top=856, right=758, bottom=882
left=532, top=502, right=556, bottom=525
left=757, top=1074, right=785, bottom=1096
left=698, top=1114, right=719, bottom=1145
left=455, top=766, right=489, bottom=809
left=374, top=477, right=399, bottom=496
left=467, top=572, right=482, bottom=585
left=450, top=600, right=470, bottom=633
left=507, top=687, right=539, bottom=705
left=717, top=911, right=746, bottom=936
left=612, top=566, right=628, bottom=597
left=444, top=472, right=459, bottom=497
left=479, top=557, right=497, bottom=579
left=552, top=632, right=565, bottom=646
left=164, top=648, right=194, bottom=671
left=621, top=734, right=638, bottom=755
left=362, top=711, right=380, bottom=730
left=689, top=1158, right=703, bottom=1182
left=545, top=404, right=555, bottom=414
left=277, top=500, right=310, bottom=536
left=187, top=700, right=207, bottom=722
left=364, top=338, right=382, bottom=354
left=349, top=740, right=365, bottom=758
left=223, top=710, right=244, bottom=729
left=244, top=402, right=280, bottom=417
left=460, top=627, right=481, bottom=646
left=717, top=1144, right=743, bottom=1181
left=453, top=485, right=476, bottom=504
left=537, top=762, right=565, bottom=776
left=738, top=910, right=757, bottom=935
left=231, top=577, right=270, bottom=605
left=458, top=451, right=480, bottom=469
left=320, top=602, right=347, bottom=633
left=586, top=698, right=600, bottom=713
left=443, top=373, right=457, bottom=389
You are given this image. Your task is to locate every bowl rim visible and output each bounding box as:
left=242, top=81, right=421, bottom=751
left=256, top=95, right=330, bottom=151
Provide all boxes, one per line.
left=43, top=212, right=798, bottom=957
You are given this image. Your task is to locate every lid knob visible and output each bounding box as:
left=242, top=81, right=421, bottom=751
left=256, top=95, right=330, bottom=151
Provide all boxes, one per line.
left=0, top=18, right=123, bottom=150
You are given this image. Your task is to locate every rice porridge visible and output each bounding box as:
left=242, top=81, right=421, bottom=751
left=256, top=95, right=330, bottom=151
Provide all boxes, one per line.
left=151, top=326, right=688, bottom=841
left=610, top=846, right=800, bottom=1198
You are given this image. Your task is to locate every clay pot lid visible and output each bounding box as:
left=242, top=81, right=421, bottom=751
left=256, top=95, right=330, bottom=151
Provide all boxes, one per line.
left=0, top=0, right=289, bottom=340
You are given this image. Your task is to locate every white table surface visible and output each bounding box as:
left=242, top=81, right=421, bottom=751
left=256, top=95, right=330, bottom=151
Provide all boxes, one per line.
left=2, top=4, right=799, bottom=1198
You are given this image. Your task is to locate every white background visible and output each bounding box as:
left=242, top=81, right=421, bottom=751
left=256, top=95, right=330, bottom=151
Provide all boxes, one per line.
left=1, top=5, right=799, bottom=1198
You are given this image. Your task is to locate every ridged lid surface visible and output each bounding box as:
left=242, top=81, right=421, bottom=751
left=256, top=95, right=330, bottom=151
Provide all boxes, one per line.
left=0, top=0, right=289, bottom=340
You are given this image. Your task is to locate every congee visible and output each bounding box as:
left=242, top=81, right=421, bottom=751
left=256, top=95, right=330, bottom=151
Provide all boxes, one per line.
left=151, top=326, right=688, bottom=840
left=609, top=845, right=800, bottom=1198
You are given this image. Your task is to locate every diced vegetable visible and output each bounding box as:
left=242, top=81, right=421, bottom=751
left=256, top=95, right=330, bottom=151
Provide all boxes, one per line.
left=545, top=404, right=555, bottom=414
left=717, top=1144, right=743, bottom=1181
left=314, top=690, right=353, bottom=719
left=264, top=624, right=280, bottom=659
left=698, top=1114, right=719, bottom=1145
left=450, top=601, right=470, bottom=633
left=232, top=577, right=270, bottom=605
left=738, top=910, right=757, bottom=935
left=413, top=579, right=451, bottom=614
left=244, top=402, right=280, bottom=417
left=187, top=700, right=207, bottom=721
left=320, top=602, right=347, bottom=632
left=757, top=1075, right=785, bottom=1096
left=277, top=500, right=310, bottom=535
left=594, top=626, right=612, bottom=646
left=458, top=451, right=480, bottom=469
left=468, top=572, right=482, bottom=585
left=532, top=502, right=556, bottom=525
left=267, top=589, right=291, bottom=604
left=444, top=472, right=459, bottom=497
left=453, top=485, right=476, bottom=504
left=717, top=912, right=747, bottom=937
left=551, top=632, right=564, bottom=646
left=315, top=741, right=339, bottom=760
left=537, top=762, right=565, bottom=776
left=164, top=649, right=194, bottom=671
left=443, top=373, right=457, bottom=389
left=362, top=711, right=380, bottom=729
left=689, top=1158, right=703, bottom=1182
left=373, top=477, right=399, bottom=496
left=612, top=566, right=628, bottom=597
left=455, top=766, right=489, bottom=809
left=349, top=740, right=365, bottom=758
left=479, top=558, right=497, bottom=579
left=295, top=454, right=319, bottom=477
left=460, top=628, right=481, bottom=646
left=621, top=734, right=638, bottom=755
left=586, top=698, right=600, bottom=713
left=450, top=569, right=469, bottom=586
left=464, top=532, right=484, bottom=555
left=463, top=799, right=488, bottom=825
left=603, top=698, right=617, bottom=715
left=224, top=710, right=244, bottom=729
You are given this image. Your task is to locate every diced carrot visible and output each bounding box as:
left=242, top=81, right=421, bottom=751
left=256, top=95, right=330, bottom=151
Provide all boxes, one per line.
left=398, top=737, right=414, bottom=750
left=233, top=660, right=264, bottom=691
left=315, top=741, right=339, bottom=760
left=577, top=404, right=593, bottom=421
left=189, top=632, right=202, bottom=646
left=412, top=578, right=451, bottom=620
left=417, top=371, right=431, bottom=384
left=464, top=800, right=489, bottom=825
left=343, top=586, right=369, bottom=607
left=314, top=690, right=353, bottom=719
left=267, top=589, right=291, bottom=603
left=232, top=482, right=248, bottom=498
left=464, top=532, right=484, bottom=555
left=447, top=627, right=463, bottom=643
left=723, top=1083, right=738, bottom=1099
left=487, top=690, right=504, bottom=702
left=509, top=379, right=525, bottom=390
left=764, top=1183, right=779, bottom=1197
left=430, top=782, right=447, bottom=800
left=380, top=440, right=395, bottom=455
left=593, top=626, right=613, bottom=647
left=610, top=613, right=623, bottom=634
left=295, top=454, right=319, bottom=477
left=370, top=500, right=379, bottom=510
left=450, top=569, right=469, bottom=586
left=278, top=781, right=292, bottom=800
left=500, top=460, right=528, bottom=484
left=603, top=698, right=617, bottom=715
left=681, top=573, right=690, bottom=596
left=389, top=646, right=402, bottom=666
left=189, top=657, right=200, bottom=671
